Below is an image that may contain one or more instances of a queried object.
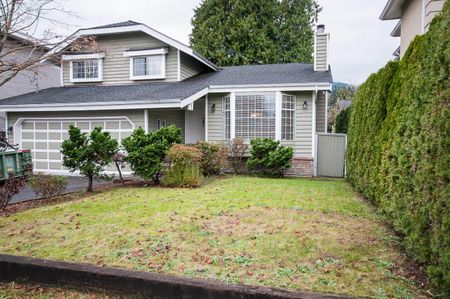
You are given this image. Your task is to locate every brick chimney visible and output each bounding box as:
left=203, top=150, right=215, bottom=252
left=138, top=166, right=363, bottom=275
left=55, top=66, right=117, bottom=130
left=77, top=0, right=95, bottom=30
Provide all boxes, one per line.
left=314, top=24, right=330, bottom=72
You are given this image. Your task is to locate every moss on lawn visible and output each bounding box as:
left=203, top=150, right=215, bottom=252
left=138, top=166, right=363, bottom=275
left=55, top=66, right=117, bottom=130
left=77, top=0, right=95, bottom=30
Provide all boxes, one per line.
left=0, top=177, right=428, bottom=298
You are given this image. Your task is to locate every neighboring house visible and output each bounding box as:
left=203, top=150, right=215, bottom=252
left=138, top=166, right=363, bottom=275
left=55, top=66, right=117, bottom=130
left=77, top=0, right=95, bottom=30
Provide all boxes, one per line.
left=380, top=0, right=446, bottom=58
left=0, top=21, right=332, bottom=177
left=0, top=32, right=61, bottom=130
left=327, top=99, right=351, bottom=133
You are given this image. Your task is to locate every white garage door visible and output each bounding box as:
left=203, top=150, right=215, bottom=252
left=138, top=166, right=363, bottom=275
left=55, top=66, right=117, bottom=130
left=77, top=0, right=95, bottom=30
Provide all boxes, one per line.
left=19, top=118, right=134, bottom=174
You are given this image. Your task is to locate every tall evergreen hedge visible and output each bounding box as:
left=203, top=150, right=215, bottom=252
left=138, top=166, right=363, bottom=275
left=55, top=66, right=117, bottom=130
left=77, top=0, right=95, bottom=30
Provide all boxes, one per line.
left=347, top=2, right=449, bottom=294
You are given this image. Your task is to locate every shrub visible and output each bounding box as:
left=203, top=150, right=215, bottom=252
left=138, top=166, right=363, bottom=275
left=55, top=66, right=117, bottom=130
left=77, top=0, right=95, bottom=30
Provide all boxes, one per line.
left=162, top=144, right=203, bottom=187
left=346, top=3, right=449, bottom=294
left=29, top=174, right=67, bottom=200
left=61, top=126, right=118, bottom=192
left=122, top=126, right=182, bottom=183
left=246, top=138, right=294, bottom=177
left=335, top=106, right=351, bottom=134
left=229, top=138, right=248, bottom=174
left=195, top=141, right=228, bottom=176
left=0, top=174, right=28, bottom=210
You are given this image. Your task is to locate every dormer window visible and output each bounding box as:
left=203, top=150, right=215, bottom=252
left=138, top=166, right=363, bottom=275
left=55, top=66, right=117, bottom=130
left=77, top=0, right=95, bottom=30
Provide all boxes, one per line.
left=62, top=53, right=105, bottom=83
left=124, top=48, right=167, bottom=80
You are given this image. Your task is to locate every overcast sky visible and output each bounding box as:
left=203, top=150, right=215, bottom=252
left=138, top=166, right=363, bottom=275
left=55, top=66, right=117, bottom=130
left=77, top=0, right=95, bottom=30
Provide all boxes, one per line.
left=43, top=0, right=400, bottom=85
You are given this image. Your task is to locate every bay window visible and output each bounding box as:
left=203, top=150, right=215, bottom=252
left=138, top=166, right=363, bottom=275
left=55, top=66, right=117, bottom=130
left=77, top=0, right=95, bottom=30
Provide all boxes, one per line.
left=222, top=96, right=231, bottom=139
left=235, top=94, right=276, bottom=139
left=222, top=93, right=296, bottom=141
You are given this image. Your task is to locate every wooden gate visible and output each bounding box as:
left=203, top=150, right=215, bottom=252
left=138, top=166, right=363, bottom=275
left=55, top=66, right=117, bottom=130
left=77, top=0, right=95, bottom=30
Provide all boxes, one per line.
left=315, top=133, right=347, bottom=178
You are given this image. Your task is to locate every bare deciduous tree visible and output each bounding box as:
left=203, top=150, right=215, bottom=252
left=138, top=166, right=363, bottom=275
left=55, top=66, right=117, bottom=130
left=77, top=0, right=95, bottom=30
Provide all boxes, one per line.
left=0, top=0, right=95, bottom=86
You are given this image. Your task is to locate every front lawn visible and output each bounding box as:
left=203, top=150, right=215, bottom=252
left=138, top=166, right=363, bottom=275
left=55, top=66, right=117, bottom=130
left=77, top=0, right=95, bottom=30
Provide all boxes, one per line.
left=0, top=177, right=426, bottom=298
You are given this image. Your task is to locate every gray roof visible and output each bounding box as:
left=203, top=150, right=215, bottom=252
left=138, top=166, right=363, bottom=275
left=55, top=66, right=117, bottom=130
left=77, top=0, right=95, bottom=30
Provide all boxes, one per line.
left=0, top=63, right=332, bottom=106
left=88, top=20, right=142, bottom=30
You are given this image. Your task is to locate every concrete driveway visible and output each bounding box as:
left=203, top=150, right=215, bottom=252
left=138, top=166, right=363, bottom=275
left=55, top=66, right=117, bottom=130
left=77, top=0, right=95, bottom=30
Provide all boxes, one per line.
left=10, top=176, right=112, bottom=204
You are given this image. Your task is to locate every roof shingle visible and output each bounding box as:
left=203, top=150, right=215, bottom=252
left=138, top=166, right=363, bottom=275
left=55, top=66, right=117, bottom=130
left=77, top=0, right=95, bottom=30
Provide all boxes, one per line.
left=0, top=63, right=332, bottom=106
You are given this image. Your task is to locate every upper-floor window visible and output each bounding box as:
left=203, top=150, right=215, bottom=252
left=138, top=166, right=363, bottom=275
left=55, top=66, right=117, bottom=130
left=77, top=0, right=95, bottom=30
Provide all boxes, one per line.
left=124, top=48, right=168, bottom=80
left=63, top=53, right=105, bottom=83
left=131, top=55, right=165, bottom=79
left=72, top=59, right=99, bottom=80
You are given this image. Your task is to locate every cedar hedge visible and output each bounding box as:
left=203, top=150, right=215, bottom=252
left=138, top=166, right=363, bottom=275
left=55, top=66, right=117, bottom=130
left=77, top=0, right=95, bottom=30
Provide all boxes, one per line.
left=335, top=106, right=351, bottom=134
left=346, top=2, right=449, bottom=295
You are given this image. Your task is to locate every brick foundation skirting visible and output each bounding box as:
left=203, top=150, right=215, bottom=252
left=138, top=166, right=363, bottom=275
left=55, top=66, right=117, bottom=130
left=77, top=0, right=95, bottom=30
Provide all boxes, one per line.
left=0, top=254, right=353, bottom=299
left=286, top=158, right=314, bottom=177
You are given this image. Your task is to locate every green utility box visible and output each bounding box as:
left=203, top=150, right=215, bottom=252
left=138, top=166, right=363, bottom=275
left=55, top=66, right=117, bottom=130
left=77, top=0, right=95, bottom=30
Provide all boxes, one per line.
left=0, top=150, right=33, bottom=181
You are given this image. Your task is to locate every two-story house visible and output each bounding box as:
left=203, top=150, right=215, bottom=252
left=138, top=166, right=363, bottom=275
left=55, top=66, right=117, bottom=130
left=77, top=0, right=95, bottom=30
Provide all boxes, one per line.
left=380, top=0, right=446, bottom=58
left=0, top=21, right=332, bottom=177
left=0, top=32, right=60, bottom=131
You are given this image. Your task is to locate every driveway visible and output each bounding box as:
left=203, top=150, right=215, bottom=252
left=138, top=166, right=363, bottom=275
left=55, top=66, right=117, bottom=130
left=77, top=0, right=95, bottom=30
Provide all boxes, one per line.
left=10, top=176, right=112, bottom=204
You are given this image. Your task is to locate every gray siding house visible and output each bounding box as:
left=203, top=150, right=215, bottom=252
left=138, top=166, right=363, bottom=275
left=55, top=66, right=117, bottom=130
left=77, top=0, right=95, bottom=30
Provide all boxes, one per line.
left=380, top=0, right=445, bottom=58
left=0, top=21, right=332, bottom=177
left=0, top=32, right=60, bottom=130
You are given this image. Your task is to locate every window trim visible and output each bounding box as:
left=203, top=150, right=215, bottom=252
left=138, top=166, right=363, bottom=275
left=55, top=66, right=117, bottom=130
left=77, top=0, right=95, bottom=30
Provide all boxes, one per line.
left=281, top=94, right=296, bottom=141
left=222, top=96, right=231, bottom=140
left=129, top=54, right=166, bottom=81
left=69, top=59, right=103, bottom=83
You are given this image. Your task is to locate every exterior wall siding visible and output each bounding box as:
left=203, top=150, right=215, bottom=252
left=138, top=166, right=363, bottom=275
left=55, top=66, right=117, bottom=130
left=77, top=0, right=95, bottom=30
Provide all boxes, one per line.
left=424, top=0, right=445, bottom=30
left=180, top=52, right=207, bottom=81
left=400, top=0, right=423, bottom=56
left=315, top=92, right=326, bottom=133
left=148, top=109, right=185, bottom=141
left=62, top=32, right=179, bottom=85
left=315, top=34, right=328, bottom=71
left=207, top=91, right=314, bottom=158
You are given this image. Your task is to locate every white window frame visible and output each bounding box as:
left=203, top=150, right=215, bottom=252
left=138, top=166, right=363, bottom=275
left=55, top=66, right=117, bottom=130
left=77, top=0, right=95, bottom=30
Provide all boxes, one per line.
left=281, top=94, right=296, bottom=141
left=69, top=59, right=103, bottom=83
left=221, top=92, right=297, bottom=142
left=157, top=119, right=167, bottom=130
left=222, top=96, right=231, bottom=140
left=234, top=92, right=277, bottom=141
left=125, top=48, right=168, bottom=81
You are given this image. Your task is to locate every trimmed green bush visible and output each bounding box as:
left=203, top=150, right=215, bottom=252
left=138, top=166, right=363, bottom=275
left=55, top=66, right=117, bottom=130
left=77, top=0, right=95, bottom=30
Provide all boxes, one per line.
left=122, top=126, right=182, bottom=183
left=247, top=138, right=294, bottom=177
left=346, top=3, right=449, bottom=294
left=195, top=141, right=228, bottom=176
left=335, top=106, right=351, bottom=134
left=162, top=144, right=203, bottom=188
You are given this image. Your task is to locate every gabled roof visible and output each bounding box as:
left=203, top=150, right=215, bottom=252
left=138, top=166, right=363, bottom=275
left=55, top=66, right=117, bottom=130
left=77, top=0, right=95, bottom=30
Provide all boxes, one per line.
left=46, top=20, right=218, bottom=71
left=87, top=20, right=142, bottom=29
left=380, top=0, right=407, bottom=20
left=0, top=63, right=332, bottom=110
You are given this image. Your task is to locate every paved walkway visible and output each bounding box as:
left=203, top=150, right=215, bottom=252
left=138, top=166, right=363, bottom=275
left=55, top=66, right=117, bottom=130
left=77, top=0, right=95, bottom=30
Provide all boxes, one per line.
left=10, top=176, right=111, bottom=204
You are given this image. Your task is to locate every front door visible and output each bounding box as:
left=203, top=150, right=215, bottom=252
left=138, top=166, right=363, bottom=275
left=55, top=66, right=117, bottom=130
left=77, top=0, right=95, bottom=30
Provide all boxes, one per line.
left=185, top=98, right=205, bottom=144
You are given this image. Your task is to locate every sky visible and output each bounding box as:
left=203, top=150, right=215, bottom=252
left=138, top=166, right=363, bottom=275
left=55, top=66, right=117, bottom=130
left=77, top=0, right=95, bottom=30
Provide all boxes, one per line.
left=40, top=0, right=400, bottom=85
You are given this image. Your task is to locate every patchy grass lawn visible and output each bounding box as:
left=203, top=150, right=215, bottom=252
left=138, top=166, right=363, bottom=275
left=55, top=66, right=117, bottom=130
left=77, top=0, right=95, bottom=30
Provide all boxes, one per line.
left=0, top=282, right=117, bottom=298
left=0, top=176, right=426, bottom=298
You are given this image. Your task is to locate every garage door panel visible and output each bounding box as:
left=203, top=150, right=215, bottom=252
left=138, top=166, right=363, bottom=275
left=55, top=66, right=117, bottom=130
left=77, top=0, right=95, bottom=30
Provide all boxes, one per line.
left=35, top=123, right=47, bottom=130
left=35, top=132, right=47, bottom=139
left=21, top=118, right=134, bottom=173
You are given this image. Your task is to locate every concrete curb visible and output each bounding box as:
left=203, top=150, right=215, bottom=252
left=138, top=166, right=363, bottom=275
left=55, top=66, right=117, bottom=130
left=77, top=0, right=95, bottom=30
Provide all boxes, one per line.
left=0, top=254, right=356, bottom=299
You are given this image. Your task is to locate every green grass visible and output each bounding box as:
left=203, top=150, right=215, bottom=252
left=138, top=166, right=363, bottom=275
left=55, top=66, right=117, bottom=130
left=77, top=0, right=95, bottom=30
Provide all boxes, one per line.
left=0, top=176, right=425, bottom=298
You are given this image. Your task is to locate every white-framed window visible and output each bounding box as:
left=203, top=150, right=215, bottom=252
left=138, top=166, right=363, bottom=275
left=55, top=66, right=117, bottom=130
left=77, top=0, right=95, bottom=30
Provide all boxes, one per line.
left=69, top=59, right=103, bottom=83
left=157, top=119, right=166, bottom=130
left=130, top=55, right=166, bottom=80
left=235, top=94, right=276, bottom=140
left=222, top=96, right=231, bottom=140
left=282, top=94, right=296, bottom=141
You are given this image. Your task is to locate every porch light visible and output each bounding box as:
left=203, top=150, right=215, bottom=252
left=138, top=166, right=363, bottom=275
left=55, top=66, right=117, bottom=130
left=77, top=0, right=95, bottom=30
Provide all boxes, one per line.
left=303, top=101, right=308, bottom=110
left=211, top=103, right=216, bottom=114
